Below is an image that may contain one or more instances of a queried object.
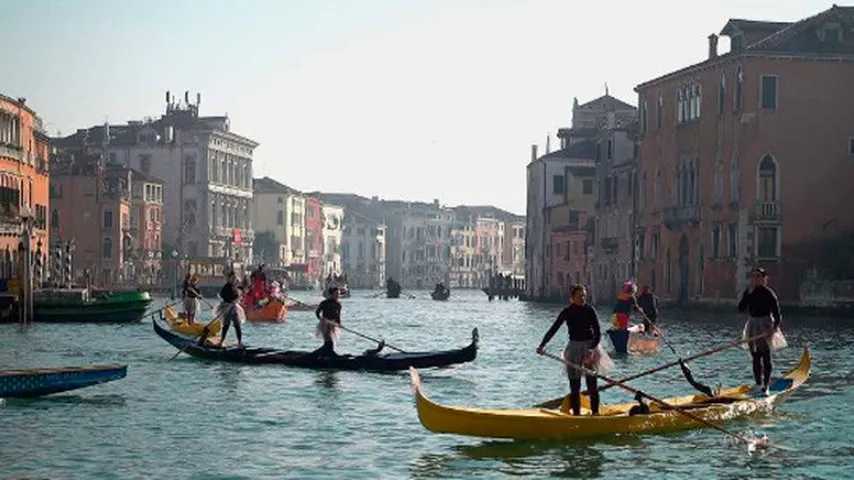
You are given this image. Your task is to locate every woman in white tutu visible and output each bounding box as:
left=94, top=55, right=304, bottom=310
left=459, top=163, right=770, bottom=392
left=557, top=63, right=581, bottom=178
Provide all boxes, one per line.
left=537, top=285, right=613, bottom=415
left=738, top=267, right=787, bottom=395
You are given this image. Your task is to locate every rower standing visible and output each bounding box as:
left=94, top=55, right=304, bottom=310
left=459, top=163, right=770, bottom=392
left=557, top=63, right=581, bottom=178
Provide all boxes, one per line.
left=612, top=281, right=641, bottom=330
left=637, top=285, right=659, bottom=334
left=216, top=272, right=245, bottom=348
left=738, top=267, right=787, bottom=395
left=537, top=285, right=613, bottom=416
left=182, top=273, right=202, bottom=324
left=314, top=287, right=342, bottom=357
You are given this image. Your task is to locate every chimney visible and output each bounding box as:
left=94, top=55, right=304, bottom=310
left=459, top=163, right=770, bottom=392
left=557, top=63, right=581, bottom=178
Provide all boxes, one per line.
left=531, top=144, right=538, bottom=162
left=708, top=34, right=719, bottom=60
left=545, top=134, right=551, bottom=154
left=185, top=91, right=190, bottom=105
left=196, top=92, right=201, bottom=107
left=166, top=91, right=171, bottom=104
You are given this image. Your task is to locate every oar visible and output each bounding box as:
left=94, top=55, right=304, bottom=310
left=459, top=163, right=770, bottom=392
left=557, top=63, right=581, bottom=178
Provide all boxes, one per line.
left=541, top=351, right=768, bottom=451
left=117, top=300, right=181, bottom=330
left=639, top=312, right=714, bottom=397
left=535, top=331, right=773, bottom=409
left=283, top=296, right=313, bottom=309
left=336, top=324, right=407, bottom=353
left=168, top=308, right=228, bottom=361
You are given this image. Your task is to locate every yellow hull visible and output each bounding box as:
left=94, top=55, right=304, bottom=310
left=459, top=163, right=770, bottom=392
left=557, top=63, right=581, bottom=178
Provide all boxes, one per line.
left=164, top=305, right=222, bottom=337
left=410, top=347, right=810, bottom=440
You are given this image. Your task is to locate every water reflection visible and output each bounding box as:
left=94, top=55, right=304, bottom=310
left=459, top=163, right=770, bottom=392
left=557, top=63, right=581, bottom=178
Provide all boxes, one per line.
left=411, top=437, right=646, bottom=479
left=315, top=370, right=340, bottom=390
left=1, top=394, right=127, bottom=408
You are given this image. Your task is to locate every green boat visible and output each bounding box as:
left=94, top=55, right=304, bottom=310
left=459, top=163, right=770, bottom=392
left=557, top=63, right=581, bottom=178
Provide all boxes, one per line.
left=34, top=289, right=153, bottom=323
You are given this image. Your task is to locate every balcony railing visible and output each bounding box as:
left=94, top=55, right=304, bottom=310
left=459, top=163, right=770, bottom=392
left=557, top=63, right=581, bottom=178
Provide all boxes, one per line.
left=0, top=144, right=23, bottom=161
left=600, top=237, right=619, bottom=252
left=753, top=201, right=781, bottom=222
left=663, top=205, right=701, bottom=229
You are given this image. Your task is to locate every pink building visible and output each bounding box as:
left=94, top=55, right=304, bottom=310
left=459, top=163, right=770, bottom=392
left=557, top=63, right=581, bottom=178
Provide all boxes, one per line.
left=304, top=196, right=324, bottom=286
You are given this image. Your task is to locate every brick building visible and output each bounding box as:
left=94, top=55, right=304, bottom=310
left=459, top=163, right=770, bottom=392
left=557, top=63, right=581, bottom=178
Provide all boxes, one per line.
left=635, top=5, right=854, bottom=304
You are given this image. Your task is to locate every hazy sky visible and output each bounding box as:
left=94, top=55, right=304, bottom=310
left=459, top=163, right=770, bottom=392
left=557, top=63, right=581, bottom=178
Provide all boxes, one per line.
left=2, top=0, right=832, bottom=214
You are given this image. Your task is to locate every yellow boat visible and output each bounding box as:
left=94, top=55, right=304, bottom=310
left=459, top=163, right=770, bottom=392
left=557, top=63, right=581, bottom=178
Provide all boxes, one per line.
left=410, top=347, right=810, bottom=441
left=163, top=305, right=222, bottom=337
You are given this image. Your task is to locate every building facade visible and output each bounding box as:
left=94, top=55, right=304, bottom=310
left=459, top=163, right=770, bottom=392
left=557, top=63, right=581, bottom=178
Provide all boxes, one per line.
left=252, top=176, right=306, bottom=269
left=0, top=94, right=50, bottom=287
left=304, top=196, right=324, bottom=287
left=129, top=172, right=164, bottom=286
left=503, top=219, right=526, bottom=278
left=635, top=5, right=854, bottom=304
left=50, top=157, right=139, bottom=285
left=341, top=215, right=386, bottom=289
left=591, top=119, right=640, bottom=301
left=54, top=92, right=258, bottom=267
left=321, top=203, right=344, bottom=279
left=386, top=201, right=454, bottom=289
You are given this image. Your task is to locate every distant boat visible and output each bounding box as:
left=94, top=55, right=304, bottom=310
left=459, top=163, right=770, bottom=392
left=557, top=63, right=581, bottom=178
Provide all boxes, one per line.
left=34, top=289, right=152, bottom=323
left=431, top=287, right=450, bottom=301
left=0, top=364, right=127, bottom=398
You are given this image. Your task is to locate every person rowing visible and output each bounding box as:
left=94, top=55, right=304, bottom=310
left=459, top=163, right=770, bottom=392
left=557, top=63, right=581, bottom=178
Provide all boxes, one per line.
left=537, top=284, right=613, bottom=416
left=612, top=280, right=642, bottom=331
left=181, top=273, right=202, bottom=324
left=314, top=287, right=342, bottom=357
left=637, top=285, right=659, bottom=334
left=738, top=267, right=787, bottom=396
left=215, top=271, right=245, bottom=348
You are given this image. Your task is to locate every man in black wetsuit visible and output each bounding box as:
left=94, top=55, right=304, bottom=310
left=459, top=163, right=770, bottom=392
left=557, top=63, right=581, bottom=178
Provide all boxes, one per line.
left=738, top=267, right=783, bottom=395
left=637, top=286, right=659, bottom=334
left=536, top=285, right=604, bottom=416
left=218, top=272, right=244, bottom=348
left=314, top=287, right=342, bottom=356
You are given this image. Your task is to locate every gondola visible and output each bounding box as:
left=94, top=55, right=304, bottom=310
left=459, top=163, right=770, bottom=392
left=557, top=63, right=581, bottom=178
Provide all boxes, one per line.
left=410, top=347, right=810, bottom=440
left=431, top=288, right=451, bottom=301
left=153, top=318, right=478, bottom=371
left=0, top=365, right=127, bottom=398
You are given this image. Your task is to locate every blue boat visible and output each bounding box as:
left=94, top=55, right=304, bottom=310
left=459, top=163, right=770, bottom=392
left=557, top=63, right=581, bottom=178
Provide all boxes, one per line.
left=607, top=329, right=629, bottom=354
left=0, top=364, right=127, bottom=398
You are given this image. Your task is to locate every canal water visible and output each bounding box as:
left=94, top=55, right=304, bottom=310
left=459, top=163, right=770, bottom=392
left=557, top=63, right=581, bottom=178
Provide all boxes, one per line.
left=1, top=290, right=851, bottom=479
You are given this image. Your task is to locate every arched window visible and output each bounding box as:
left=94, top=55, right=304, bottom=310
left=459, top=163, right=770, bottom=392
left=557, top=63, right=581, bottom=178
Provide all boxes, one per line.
left=758, top=155, right=777, bottom=202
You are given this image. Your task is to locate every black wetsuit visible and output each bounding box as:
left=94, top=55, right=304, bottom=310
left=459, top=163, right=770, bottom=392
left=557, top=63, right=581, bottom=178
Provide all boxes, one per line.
left=315, top=299, right=342, bottom=354
left=738, top=285, right=781, bottom=387
left=539, top=304, right=601, bottom=415
left=637, top=292, right=658, bottom=333
left=218, top=282, right=242, bottom=344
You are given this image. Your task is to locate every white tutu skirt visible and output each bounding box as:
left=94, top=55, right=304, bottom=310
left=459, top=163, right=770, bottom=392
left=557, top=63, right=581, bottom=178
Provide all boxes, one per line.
left=742, top=316, right=787, bottom=352
left=315, top=317, right=340, bottom=343
left=563, top=341, right=614, bottom=379
left=216, top=302, right=246, bottom=326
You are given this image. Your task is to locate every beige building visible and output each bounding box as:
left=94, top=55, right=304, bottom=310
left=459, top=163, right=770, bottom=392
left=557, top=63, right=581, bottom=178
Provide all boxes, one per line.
left=252, top=176, right=306, bottom=267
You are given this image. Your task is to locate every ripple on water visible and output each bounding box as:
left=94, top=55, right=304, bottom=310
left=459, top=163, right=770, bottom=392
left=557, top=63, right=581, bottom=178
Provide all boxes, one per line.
left=1, top=291, right=852, bottom=479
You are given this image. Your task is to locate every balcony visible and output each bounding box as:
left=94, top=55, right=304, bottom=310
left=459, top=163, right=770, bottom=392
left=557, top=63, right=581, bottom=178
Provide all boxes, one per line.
left=663, top=205, right=701, bottom=229
left=0, top=143, right=23, bottom=161
left=600, top=237, right=619, bottom=252
left=752, top=201, right=781, bottom=222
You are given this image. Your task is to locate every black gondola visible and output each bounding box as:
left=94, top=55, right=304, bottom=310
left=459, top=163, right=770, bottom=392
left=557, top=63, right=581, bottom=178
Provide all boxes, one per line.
left=431, top=287, right=450, bottom=301
left=153, top=319, right=478, bottom=371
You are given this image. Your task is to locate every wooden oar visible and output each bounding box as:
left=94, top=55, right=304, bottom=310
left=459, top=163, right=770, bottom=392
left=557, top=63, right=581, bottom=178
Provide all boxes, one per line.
left=541, top=351, right=764, bottom=450
left=283, top=296, right=313, bottom=309
left=535, top=331, right=772, bottom=409
left=336, top=324, right=407, bottom=353
left=168, top=307, right=229, bottom=361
